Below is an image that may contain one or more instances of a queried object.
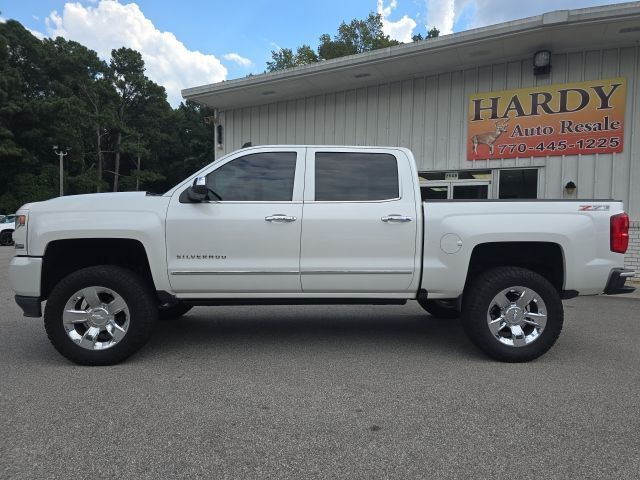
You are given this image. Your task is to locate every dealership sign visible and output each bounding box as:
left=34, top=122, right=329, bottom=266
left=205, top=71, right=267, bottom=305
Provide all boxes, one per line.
left=467, top=78, right=626, bottom=160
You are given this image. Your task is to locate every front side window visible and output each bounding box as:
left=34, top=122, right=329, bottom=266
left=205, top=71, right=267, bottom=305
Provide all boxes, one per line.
left=315, top=152, right=399, bottom=201
left=206, top=152, right=297, bottom=201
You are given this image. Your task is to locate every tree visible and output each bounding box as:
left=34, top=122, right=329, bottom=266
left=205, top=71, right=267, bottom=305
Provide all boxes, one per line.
left=109, top=47, right=148, bottom=192
left=318, top=12, right=399, bottom=60
left=267, top=12, right=401, bottom=72
left=43, top=36, right=115, bottom=192
left=413, top=27, right=440, bottom=42
left=0, top=19, right=218, bottom=212
left=267, top=44, right=318, bottom=72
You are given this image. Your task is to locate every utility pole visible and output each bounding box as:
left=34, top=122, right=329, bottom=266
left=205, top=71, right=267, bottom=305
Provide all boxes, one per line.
left=53, top=146, right=69, bottom=197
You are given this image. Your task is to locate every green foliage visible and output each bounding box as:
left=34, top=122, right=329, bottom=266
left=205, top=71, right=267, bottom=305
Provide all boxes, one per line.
left=0, top=20, right=217, bottom=213
left=267, top=12, right=402, bottom=72
left=413, top=27, right=440, bottom=42
left=318, top=12, right=399, bottom=60
left=267, top=45, right=319, bottom=72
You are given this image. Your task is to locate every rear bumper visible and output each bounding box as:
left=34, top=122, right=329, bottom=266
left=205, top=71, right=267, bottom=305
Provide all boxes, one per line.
left=15, top=295, right=42, bottom=318
left=604, top=269, right=636, bottom=295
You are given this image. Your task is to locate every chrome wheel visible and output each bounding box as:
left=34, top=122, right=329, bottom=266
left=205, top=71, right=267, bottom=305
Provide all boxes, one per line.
left=486, top=286, right=547, bottom=347
left=62, top=286, right=130, bottom=350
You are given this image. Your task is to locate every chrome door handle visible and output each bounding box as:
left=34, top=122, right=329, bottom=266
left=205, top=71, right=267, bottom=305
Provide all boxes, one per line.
left=381, top=214, right=413, bottom=223
left=265, top=214, right=297, bottom=222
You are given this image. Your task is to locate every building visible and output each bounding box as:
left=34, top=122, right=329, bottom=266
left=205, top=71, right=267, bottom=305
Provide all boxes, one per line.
left=183, top=2, right=640, bottom=275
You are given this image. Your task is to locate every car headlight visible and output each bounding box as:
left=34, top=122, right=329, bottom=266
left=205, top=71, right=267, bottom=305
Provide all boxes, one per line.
left=16, top=214, right=27, bottom=229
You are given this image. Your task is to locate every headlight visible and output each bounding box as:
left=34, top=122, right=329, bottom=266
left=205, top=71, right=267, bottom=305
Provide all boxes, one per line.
left=16, top=214, right=27, bottom=229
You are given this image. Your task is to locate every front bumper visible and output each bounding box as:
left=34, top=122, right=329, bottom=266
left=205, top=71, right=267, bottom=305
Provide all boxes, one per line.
left=15, top=295, right=42, bottom=317
left=8, top=255, right=42, bottom=297
left=9, top=256, right=43, bottom=317
left=604, top=268, right=636, bottom=295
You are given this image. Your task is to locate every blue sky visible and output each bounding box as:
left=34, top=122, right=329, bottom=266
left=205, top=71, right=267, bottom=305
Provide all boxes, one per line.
left=0, top=0, right=623, bottom=105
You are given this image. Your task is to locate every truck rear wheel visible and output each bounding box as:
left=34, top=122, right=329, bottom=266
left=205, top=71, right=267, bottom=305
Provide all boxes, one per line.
left=44, top=265, right=157, bottom=365
left=461, top=266, right=563, bottom=362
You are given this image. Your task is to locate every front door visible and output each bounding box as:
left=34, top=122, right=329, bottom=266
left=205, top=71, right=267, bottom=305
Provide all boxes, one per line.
left=300, top=148, right=419, bottom=294
left=166, top=148, right=305, bottom=295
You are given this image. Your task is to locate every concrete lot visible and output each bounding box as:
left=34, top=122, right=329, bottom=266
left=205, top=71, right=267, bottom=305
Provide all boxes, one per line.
left=0, top=246, right=638, bottom=480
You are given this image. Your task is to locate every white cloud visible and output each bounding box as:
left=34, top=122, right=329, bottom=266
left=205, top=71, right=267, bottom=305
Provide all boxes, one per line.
left=377, top=0, right=417, bottom=43
left=425, top=0, right=455, bottom=34
left=0, top=16, right=6, bottom=23
left=45, top=1, right=227, bottom=106
left=436, top=0, right=619, bottom=34
left=223, top=52, right=252, bottom=67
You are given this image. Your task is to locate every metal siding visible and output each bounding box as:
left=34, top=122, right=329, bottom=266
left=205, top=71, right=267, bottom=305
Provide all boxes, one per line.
left=217, top=46, right=640, bottom=217
left=356, top=88, right=367, bottom=145
left=388, top=82, right=402, bottom=147
left=400, top=80, right=413, bottom=149
left=366, top=86, right=379, bottom=146
left=334, top=91, right=346, bottom=145
left=410, top=78, right=426, bottom=165
left=326, top=93, right=336, bottom=144
left=314, top=96, right=325, bottom=144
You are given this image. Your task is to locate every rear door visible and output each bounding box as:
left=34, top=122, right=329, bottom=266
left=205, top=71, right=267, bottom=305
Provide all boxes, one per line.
left=300, top=148, right=419, bottom=294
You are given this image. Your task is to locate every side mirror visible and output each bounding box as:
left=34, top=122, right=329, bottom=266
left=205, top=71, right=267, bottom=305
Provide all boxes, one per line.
left=186, top=176, right=208, bottom=202
left=186, top=185, right=208, bottom=202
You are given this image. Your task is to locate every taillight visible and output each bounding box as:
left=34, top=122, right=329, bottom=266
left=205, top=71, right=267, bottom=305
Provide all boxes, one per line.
left=610, top=212, right=629, bottom=254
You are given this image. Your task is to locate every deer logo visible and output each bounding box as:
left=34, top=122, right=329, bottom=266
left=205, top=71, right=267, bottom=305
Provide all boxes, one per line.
left=472, top=118, right=510, bottom=155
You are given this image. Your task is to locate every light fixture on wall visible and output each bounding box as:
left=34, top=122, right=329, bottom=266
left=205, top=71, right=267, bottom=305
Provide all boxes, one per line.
left=533, top=50, right=552, bottom=76
left=216, top=124, right=223, bottom=149
left=564, top=181, right=577, bottom=195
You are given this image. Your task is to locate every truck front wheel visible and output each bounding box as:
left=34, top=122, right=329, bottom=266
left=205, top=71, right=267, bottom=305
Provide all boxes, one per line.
left=44, top=266, right=157, bottom=365
left=461, top=266, right=563, bottom=362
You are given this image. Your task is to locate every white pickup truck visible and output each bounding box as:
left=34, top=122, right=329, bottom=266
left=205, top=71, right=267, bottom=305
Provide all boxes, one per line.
left=8, top=146, right=635, bottom=365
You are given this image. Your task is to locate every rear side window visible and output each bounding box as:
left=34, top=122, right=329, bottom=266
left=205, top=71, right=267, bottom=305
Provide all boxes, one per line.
left=314, top=152, right=399, bottom=201
left=206, top=152, right=296, bottom=201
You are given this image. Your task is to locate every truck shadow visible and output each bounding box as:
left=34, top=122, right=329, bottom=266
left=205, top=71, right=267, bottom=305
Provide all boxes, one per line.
left=139, top=304, right=482, bottom=362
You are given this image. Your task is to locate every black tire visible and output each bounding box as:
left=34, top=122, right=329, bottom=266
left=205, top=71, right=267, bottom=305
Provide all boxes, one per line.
left=44, top=265, right=157, bottom=366
left=418, top=299, right=460, bottom=319
left=0, top=230, right=13, bottom=246
left=158, top=302, right=192, bottom=321
left=461, top=266, right=563, bottom=362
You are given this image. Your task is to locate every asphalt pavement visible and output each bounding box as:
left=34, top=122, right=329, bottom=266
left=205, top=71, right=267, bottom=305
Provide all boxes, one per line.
left=0, top=246, right=638, bottom=479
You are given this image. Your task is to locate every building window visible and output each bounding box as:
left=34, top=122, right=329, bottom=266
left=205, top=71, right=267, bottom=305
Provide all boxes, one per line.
left=452, top=184, right=489, bottom=199
left=419, top=170, right=492, bottom=201
left=315, top=152, right=399, bottom=201
left=499, top=169, right=538, bottom=199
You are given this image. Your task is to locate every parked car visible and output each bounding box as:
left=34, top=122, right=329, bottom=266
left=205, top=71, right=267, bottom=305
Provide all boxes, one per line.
left=0, top=214, right=16, bottom=246
left=8, top=146, right=635, bottom=365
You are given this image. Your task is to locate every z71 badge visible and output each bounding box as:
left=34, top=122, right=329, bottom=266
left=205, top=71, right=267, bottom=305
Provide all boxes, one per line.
left=579, top=205, right=610, bottom=211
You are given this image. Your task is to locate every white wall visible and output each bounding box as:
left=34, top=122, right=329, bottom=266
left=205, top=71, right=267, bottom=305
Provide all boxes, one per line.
left=218, top=45, right=640, bottom=219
